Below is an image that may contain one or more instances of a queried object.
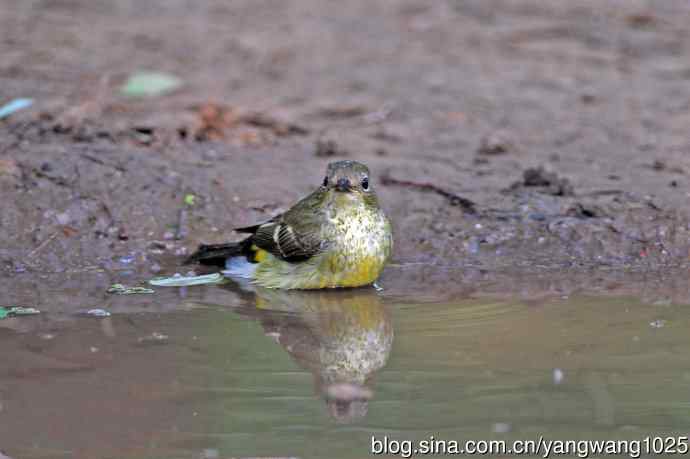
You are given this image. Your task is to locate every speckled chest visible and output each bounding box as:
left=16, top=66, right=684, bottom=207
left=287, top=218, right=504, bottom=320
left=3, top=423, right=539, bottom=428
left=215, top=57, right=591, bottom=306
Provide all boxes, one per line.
left=323, top=198, right=391, bottom=265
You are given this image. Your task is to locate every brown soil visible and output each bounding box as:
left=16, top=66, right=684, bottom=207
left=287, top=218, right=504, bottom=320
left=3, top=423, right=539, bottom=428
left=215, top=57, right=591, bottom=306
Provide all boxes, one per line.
left=2, top=0, right=690, bottom=282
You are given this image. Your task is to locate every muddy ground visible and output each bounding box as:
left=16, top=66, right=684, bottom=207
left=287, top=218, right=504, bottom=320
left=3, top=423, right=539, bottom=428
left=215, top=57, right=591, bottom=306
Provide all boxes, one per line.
left=2, top=0, right=690, bottom=297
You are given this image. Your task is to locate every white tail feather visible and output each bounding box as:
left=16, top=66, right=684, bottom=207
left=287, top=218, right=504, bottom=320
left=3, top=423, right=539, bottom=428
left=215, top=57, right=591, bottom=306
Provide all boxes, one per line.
left=222, top=256, right=256, bottom=280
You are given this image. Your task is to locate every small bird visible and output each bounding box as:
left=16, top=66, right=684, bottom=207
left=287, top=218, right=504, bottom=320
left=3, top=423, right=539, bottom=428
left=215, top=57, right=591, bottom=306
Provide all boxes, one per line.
left=185, top=160, right=393, bottom=289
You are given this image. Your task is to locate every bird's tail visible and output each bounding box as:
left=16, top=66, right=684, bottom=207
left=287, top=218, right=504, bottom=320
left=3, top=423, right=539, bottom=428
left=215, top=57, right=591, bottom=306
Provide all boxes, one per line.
left=184, top=239, right=251, bottom=267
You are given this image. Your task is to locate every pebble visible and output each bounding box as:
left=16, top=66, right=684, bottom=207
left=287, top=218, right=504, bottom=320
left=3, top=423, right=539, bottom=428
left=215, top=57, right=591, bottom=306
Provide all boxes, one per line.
left=82, top=309, right=111, bottom=318
left=492, top=422, right=512, bottom=434
left=56, top=212, right=71, bottom=225
left=478, top=130, right=513, bottom=156
left=138, top=331, right=169, bottom=345
left=464, top=237, right=480, bottom=254
left=118, top=255, right=135, bottom=265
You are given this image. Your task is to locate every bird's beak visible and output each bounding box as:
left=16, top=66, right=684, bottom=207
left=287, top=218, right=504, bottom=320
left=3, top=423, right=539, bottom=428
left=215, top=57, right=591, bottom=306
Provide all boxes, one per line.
left=335, top=178, right=351, bottom=192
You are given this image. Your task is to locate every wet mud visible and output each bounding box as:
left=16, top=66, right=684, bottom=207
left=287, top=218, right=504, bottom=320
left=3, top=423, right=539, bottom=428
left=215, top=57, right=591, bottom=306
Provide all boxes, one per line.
left=2, top=0, right=690, bottom=283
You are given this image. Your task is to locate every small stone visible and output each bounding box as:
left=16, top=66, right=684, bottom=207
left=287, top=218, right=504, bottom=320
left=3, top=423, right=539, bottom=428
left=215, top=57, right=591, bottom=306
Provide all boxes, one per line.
left=478, top=130, right=513, bottom=156
left=138, top=331, right=169, bottom=345
left=626, top=13, right=656, bottom=29
left=464, top=237, right=480, bottom=254
left=315, top=138, right=348, bottom=157
left=55, top=212, right=71, bottom=225
left=492, top=422, right=511, bottom=433
left=82, top=309, right=111, bottom=318
left=117, top=227, right=129, bottom=241
left=553, top=368, right=564, bottom=384
left=510, top=166, right=574, bottom=197
left=206, top=149, right=222, bottom=160
left=580, top=93, right=596, bottom=104
left=118, top=255, right=135, bottom=265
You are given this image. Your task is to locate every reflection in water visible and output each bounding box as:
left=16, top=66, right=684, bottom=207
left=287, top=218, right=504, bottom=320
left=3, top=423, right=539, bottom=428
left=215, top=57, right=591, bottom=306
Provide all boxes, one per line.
left=233, top=287, right=393, bottom=423
left=6, top=275, right=690, bottom=458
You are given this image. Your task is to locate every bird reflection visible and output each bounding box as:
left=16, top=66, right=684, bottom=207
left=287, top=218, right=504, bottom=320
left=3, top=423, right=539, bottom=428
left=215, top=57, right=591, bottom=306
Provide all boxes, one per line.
left=234, top=287, right=393, bottom=423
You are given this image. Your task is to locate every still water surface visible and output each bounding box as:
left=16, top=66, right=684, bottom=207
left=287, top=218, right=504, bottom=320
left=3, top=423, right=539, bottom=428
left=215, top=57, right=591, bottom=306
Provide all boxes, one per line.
left=1, top=268, right=689, bottom=458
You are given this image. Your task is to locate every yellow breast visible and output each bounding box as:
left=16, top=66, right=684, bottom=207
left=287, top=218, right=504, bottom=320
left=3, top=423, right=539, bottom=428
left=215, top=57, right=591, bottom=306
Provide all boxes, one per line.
left=321, top=252, right=386, bottom=288
left=251, top=250, right=386, bottom=289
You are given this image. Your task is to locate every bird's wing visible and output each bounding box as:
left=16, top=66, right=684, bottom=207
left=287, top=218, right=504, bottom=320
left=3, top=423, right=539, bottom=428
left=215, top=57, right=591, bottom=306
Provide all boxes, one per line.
left=235, top=190, right=327, bottom=263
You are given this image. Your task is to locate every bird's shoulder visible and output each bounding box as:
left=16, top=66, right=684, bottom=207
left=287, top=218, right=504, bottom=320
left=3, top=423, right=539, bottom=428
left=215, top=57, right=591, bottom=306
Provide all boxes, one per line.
left=235, top=188, right=328, bottom=262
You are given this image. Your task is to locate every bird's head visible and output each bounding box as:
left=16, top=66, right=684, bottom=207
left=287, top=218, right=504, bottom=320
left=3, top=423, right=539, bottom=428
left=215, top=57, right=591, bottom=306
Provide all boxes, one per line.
left=321, top=160, right=378, bottom=207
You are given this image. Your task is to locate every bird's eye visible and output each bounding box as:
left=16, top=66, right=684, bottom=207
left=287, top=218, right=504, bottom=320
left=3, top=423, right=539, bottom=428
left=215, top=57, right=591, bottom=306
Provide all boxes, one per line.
left=323, top=176, right=329, bottom=187
left=361, top=177, right=369, bottom=191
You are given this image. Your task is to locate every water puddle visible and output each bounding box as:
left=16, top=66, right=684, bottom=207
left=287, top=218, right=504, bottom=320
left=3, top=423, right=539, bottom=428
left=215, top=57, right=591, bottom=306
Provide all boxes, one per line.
left=1, top=266, right=690, bottom=458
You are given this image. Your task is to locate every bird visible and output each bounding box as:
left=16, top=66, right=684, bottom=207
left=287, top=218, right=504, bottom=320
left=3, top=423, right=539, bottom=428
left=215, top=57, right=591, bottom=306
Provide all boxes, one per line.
left=184, top=160, right=393, bottom=289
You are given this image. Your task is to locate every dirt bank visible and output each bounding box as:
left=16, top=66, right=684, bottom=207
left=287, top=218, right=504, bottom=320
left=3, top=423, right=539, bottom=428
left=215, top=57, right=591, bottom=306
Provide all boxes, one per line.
left=2, top=0, right=690, bottom=280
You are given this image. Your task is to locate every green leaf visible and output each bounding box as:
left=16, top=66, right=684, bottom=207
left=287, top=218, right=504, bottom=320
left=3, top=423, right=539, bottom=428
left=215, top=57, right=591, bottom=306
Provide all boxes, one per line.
left=107, top=283, right=155, bottom=295
left=0, top=306, right=40, bottom=319
left=149, top=273, right=224, bottom=287
left=120, top=72, right=182, bottom=97
left=9, top=306, right=40, bottom=316
left=184, top=194, right=196, bottom=206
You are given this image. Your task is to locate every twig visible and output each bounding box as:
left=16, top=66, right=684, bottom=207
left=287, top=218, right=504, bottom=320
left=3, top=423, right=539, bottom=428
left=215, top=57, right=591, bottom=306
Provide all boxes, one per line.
left=380, top=173, right=477, bottom=214
left=240, top=112, right=309, bottom=136
left=26, top=232, right=59, bottom=259
left=175, top=207, right=189, bottom=240
left=583, top=189, right=624, bottom=197
left=32, top=168, right=71, bottom=187
left=80, top=153, right=127, bottom=172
